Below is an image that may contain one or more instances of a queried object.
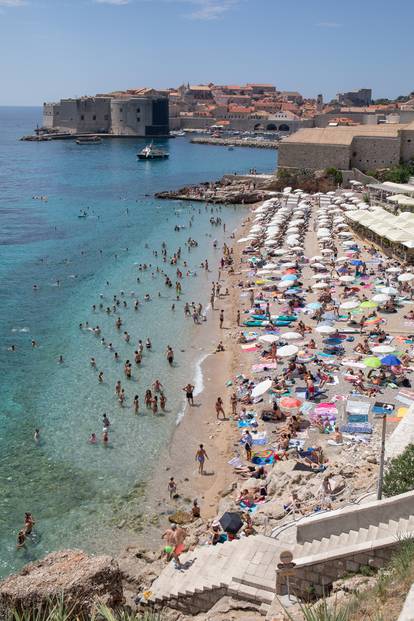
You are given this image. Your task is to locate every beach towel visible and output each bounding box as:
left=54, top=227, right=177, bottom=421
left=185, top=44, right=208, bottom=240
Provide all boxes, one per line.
left=348, top=414, right=369, bottom=423
left=241, top=344, right=259, bottom=352
left=340, top=423, right=373, bottom=434
left=228, top=457, right=243, bottom=468
left=251, top=432, right=267, bottom=445
left=346, top=400, right=371, bottom=415
left=372, top=402, right=395, bottom=415
left=251, top=363, right=278, bottom=372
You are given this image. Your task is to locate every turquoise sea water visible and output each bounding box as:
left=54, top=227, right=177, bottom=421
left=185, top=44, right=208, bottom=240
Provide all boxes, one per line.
left=0, top=107, right=277, bottom=577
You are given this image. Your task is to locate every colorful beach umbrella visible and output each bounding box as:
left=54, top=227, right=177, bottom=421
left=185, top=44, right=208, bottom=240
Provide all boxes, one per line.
left=381, top=355, right=402, bottom=366
left=360, top=300, right=377, bottom=309
left=279, top=396, right=303, bottom=411
left=363, top=356, right=381, bottom=368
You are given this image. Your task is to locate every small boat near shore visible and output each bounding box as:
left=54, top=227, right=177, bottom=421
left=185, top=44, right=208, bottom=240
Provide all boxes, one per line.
left=137, top=143, right=169, bottom=160
left=76, top=136, right=102, bottom=145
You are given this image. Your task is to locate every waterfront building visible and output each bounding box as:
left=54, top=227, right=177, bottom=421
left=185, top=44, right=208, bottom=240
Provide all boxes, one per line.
left=278, top=122, right=414, bottom=172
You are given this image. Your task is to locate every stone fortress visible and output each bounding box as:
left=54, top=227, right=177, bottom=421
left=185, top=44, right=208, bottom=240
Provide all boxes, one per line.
left=43, top=89, right=169, bottom=137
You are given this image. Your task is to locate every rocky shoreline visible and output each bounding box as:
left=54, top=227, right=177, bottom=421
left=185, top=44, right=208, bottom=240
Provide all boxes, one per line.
left=155, top=174, right=276, bottom=204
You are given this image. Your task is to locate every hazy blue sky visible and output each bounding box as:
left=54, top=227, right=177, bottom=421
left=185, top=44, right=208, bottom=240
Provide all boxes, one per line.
left=0, top=0, right=412, bottom=105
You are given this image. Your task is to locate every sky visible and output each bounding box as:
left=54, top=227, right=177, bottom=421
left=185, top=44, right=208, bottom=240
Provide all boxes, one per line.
left=0, top=0, right=412, bottom=106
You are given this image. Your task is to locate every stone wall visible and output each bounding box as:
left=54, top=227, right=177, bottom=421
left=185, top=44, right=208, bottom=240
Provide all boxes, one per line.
left=278, top=142, right=350, bottom=170
left=276, top=542, right=399, bottom=598
left=350, top=136, right=401, bottom=171
left=400, top=128, right=414, bottom=162
left=296, top=489, right=414, bottom=544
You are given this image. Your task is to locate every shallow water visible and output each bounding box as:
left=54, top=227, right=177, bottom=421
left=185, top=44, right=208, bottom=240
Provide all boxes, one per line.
left=0, top=107, right=277, bottom=576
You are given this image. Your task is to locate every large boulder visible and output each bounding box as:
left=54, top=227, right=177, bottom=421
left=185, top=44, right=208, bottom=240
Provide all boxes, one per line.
left=0, top=550, right=123, bottom=617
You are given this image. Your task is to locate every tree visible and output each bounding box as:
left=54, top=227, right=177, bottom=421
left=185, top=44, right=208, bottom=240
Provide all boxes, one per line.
left=383, top=443, right=414, bottom=497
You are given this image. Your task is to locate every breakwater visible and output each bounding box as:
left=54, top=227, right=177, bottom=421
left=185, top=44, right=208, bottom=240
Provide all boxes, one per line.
left=190, top=136, right=279, bottom=149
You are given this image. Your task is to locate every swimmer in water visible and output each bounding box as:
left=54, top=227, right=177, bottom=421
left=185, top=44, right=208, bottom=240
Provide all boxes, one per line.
left=58, top=355, right=64, bottom=363
left=88, top=432, right=97, bottom=444
left=16, top=529, right=26, bottom=550
left=98, top=371, right=104, bottom=383
left=102, top=430, right=109, bottom=446
left=34, top=429, right=40, bottom=443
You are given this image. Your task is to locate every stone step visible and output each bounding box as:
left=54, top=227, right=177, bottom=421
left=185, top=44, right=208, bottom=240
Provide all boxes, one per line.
left=234, top=573, right=275, bottom=593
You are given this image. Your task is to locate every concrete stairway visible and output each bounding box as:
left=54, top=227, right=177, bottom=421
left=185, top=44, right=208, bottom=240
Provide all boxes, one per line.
left=146, top=513, right=414, bottom=612
left=147, top=535, right=282, bottom=609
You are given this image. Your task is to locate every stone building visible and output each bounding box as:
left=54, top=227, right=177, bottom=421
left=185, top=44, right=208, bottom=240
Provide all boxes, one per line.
left=278, top=122, right=414, bottom=172
left=336, top=88, right=372, bottom=107
left=42, top=95, right=169, bottom=137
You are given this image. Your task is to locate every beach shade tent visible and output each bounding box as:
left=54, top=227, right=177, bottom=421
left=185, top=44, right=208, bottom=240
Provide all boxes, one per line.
left=381, top=355, right=402, bottom=367
left=372, top=293, right=391, bottom=303
left=281, top=332, right=303, bottom=340
left=380, top=286, right=398, bottom=296
left=251, top=379, right=273, bottom=398
left=398, top=273, right=414, bottom=282
left=363, top=356, right=382, bottom=369
left=315, top=325, right=337, bottom=334
left=277, top=344, right=299, bottom=357
left=279, top=396, right=303, bottom=412
left=259, top=334, right=279, bottom=344
left=219, top=512, right=243, bottom=535
left=339, top=275, right=355, bottom=283
left=371, top=345, right=396, bottom=354
left=360, top=300, right=378, bottom=309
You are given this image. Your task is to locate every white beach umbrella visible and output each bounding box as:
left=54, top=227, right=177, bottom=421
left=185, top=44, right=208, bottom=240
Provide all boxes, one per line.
left=386, top=267, right=401, bottom=274
left=311, top=263, right=327, bottom=269
left=340, top=300, right=360, bottom=310
left=277, top=281, right=291, bottom=289
left=372, top=293, right=390, bottom=303
left=339, top=275, right=354, bottom=283
left=273, top=249, right=286, bottom=256
left=380, top=286, right=398, bottom=295
left=343, top=240, right=356, bottom=247
left=259, top=334, right=279, bottom=344
left=312, top=281, right=330, bottom=289
left=338, top=231, right=353, bottom=237
left=251, top=379, right=273, bottom=398
left=237, top=237, right=250, bottom=243
left=277, top=344, right=299, bottom=357
left=398, top=273, right=414, bottom=282
left=281, top=331, right=302, bottom=340
left=310, top=255, right=324, bottom=261
left=263, top=263, right=278, bottom=270
left=371, top=344, right=396, bottom=354
left=321, top=248, right=334, bottom=255
left=315, top=325, right=337, bottom=334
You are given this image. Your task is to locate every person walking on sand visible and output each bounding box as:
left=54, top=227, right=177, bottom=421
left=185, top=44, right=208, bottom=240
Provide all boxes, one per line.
left=230, top=392, right=237, bottom=417
left=215, top=396, right=225, bottom=420
left=243, top=430, right=253, bottom=461
left=219, top=310, right=224, bottom=329
left=168, top=477, right=177, bottom=499
left=195, top=444, right=208, bottom=475
left=236, top=309, right=240, bottom=326
left=183, top=383, right=195, bottom=406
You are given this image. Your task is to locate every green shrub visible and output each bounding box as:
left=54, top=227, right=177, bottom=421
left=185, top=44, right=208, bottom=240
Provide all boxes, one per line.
left=383, top=443, right=414, bottom=497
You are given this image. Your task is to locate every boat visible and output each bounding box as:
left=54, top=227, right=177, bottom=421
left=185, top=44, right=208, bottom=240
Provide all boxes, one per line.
left=137, top=143, right=169, bottom=160
left=76, top=135, right=102, bottom=145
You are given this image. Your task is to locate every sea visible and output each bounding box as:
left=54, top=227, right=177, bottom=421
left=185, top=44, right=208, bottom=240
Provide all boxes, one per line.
left=0, top=106, right=277, bottom=577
